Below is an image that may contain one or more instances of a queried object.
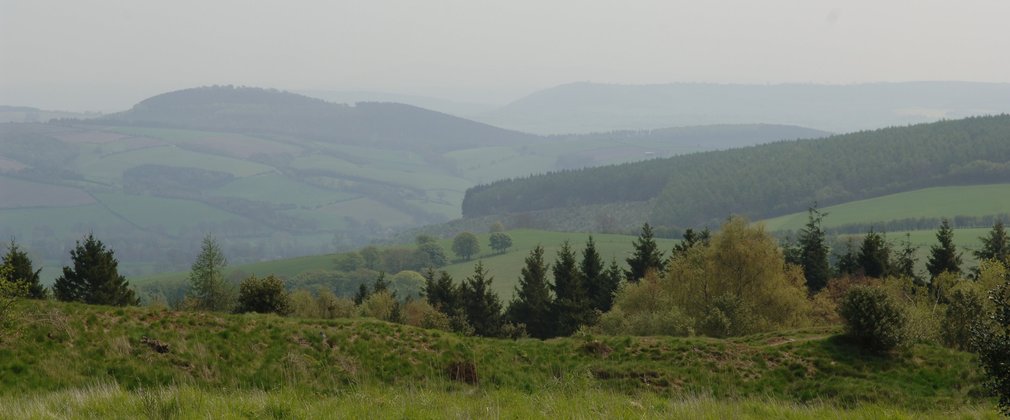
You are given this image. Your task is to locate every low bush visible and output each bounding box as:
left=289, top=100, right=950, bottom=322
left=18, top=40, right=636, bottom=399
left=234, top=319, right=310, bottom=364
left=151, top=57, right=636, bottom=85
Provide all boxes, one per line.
left=839, top=285, right=907, bottom=353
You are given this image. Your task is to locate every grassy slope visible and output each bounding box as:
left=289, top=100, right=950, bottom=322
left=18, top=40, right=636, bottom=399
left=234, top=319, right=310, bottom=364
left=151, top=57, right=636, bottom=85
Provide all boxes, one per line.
left=3, top=385, right=996, bottom=419
left=761, top=184, right=1010, bottom=232
left=133, top=229, right=680, bottom=300
left=0, top=300, right=991, bottom=414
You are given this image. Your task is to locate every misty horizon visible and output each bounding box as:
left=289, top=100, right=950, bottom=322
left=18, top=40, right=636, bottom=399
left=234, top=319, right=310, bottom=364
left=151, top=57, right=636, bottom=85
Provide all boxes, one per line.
left=4, top=0, right=1010, bottom=112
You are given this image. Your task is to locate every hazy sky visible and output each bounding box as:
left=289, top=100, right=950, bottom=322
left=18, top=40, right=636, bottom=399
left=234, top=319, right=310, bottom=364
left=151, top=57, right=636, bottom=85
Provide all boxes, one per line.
left=2, top=0, right=1009, bottom=111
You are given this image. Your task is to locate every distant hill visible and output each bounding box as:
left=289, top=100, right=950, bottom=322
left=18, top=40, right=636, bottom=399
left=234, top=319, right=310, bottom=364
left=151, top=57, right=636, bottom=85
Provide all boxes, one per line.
left=1, top=86, right=823, bottom=280
left=98, top=86, right=536, bottom=152
left=462, top=115, right=1010, bottom=229
left=475, top=81, right=1010, bottom=134
left=297, top=89, right=496, bottom=117
left=0, top=105, right=101, bottom=123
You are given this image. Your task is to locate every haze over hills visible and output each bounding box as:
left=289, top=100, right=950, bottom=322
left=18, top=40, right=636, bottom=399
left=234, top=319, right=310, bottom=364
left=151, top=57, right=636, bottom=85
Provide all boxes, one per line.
left=0, top=85, right=821, bottom=280
left=474, top=81, right=1010, bottom=134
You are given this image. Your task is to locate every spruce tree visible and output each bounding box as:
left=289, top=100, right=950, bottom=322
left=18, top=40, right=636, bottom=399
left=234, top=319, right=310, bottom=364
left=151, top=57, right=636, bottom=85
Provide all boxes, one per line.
left=580, top=236, right=607, bottom=312
left=796, top=207, right=831, bottom=293
left=975, top=220, right=1010, bottom=263
left=53, top=234, right=138, bottom=306
left=672, top=228, right=709, bottom=261
left=373, top=271, right=389, bottom=294
left=353, top=283, right=370, bottom=305
left=423, top=269, right=459, bottom=314
left=187, top=234, right=231, bottom=311
left=835, top=237, right=860, bottom=276
left=505, top=245, right=554, bottom=339
left=893, top=233, right=921, bottom=283
left=926, top=219, right=962, bottom=279
left=625, top=223, right=664, bottom=282
left=858, top=230, right=891, bottom=278
left=552, top=241, right=595, bottom=336
left=598, top=258, right=623, bottom=312
left=459, top=261, right=502, bottom=337
left=2, top=239, right=46, bottom=299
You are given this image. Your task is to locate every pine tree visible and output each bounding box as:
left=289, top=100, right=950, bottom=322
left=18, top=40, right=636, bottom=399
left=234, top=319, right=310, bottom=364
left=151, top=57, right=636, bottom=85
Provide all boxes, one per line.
left=858, top=230, right=891, bottom=278
left=459, top=261, right=503, bottom=337
left=835, top=237, right=860, bottom=276
left=796, top=207, right=831, bottom=293
left=187, top=234, right=232, bottom=311
left=975, top=220, right=1010, bottom=263
left=625, top=223, right=664, bottom=282
left=580, top=236, right=606, bottom=312
left=926, top=219, right=962, bottom=279
left=505, top=245, right=554, bottom=339
left=423, top=268, right=459, bottom=314
left=1, top=239, right=46, bottom=299
left=353, top=283, right=370, bottom=305
left=893, top=233, right=921, bottom=283
left=371, top=270, right=385, bottom=292
left=597, top=258, right=623, bottom=312
left=552, top=241, right=595, bottom=336
left=53, top=234, right=138, bottom=306
left=671, top=228, right=710, bottom=261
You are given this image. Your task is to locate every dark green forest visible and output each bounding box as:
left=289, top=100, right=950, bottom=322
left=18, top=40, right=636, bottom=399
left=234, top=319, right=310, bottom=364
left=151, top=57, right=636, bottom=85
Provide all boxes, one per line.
left=462, top=115, right=1010, bottom=228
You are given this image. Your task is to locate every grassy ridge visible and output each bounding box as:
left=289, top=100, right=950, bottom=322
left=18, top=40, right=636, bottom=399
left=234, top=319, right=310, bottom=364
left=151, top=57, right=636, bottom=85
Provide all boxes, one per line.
left=0, top=300, right=989, bottom=412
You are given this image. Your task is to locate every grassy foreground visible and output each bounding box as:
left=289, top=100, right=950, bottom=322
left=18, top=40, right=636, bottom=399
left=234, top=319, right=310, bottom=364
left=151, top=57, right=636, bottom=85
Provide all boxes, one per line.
left=0, top=300, right=996, bottom=416
left=1, top=383, right=997, bottom=419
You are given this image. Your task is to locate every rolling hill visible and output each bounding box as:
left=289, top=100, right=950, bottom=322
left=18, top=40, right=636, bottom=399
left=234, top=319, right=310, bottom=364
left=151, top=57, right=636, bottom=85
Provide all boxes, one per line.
left=475, top=81, right=1010, bottom=134
left=462, top=115, right=1010, bottom=231
left=0, top=86, right=819, bottom=282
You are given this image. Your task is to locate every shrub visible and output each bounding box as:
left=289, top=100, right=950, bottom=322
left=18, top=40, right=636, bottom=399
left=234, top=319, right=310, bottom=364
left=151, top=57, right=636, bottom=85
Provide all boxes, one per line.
left=942, top=288, right=984, bottom=351
left=419, top=308, right=452, bottom=331
left=696, top=294, right=758, bottom=338
left=236, top=275, right=291, bottom=315
left=598, top=306, right=693, bottom=337
left=402, top=299, right=439, bottom=327
left=839, top=286, right=907, bottom=352
left=973, top=273, right=1010, bottom=415
left=359, top=290, right=398, bottom=322
left=289, top=289, right=320, bottom=318
left=317, top=289, right=355, bottom=318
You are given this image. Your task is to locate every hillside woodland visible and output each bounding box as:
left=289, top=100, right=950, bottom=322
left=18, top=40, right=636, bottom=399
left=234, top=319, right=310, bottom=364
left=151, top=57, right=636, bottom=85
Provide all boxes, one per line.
left=463, top=115, right=1010, bottom=230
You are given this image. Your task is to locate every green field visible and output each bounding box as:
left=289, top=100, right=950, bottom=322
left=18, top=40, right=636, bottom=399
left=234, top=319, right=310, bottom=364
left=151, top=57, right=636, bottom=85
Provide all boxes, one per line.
left=434, top=229, right=679, bottom=298
left=212, top=173, right=359, bottom=207
left=0, top=300, right=995, bottom=417
left=761, top=184, right=1010, bottom=232
left=134, top=229, right=678, bottom=300
left=79, top=145, right=275, bottom=185
left=93, top=192, right=245, bottom=235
